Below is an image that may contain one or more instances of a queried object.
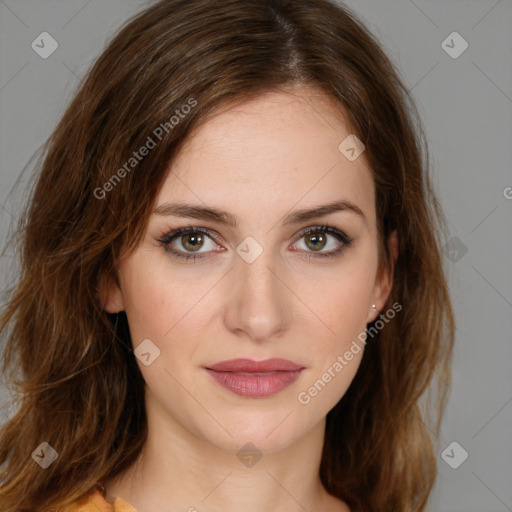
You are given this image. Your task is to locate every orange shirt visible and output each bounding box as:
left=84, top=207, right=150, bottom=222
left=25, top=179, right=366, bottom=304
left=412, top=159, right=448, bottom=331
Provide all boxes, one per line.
left=61, top=481, right=137, bottom=512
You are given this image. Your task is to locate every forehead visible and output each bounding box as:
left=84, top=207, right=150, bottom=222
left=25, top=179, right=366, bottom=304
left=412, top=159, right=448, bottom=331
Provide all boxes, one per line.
left=155, top=87, right=375, bottom=229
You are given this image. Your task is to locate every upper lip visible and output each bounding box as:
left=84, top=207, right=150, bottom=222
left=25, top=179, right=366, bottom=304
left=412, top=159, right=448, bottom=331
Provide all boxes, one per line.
left=205, top=358, right=304, bottom=372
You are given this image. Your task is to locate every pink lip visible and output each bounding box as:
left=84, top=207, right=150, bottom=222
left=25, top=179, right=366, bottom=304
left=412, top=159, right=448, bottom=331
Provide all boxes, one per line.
left=206, top=358, right=303, bottom=372
left=204, top=358, right=305, bottom=398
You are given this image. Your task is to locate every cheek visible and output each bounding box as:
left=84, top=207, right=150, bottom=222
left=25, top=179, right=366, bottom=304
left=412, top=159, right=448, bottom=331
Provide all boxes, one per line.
left=294, top=254, right=376, bottom=339
left=120, top=252, right=218, bottom=369
left=123, top=278, right=165, bottom=340
left=119, top=254, right=186, bottom=344
left=292, top=251, right=376, bottom=403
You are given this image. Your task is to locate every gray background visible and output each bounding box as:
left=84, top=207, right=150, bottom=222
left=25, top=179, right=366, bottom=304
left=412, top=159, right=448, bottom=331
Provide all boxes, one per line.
left=0, top=1, right=511, bottom=511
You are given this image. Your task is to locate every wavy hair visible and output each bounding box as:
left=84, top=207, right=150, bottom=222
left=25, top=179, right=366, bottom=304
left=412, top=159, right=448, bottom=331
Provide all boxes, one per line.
left=0, top=0, right=455, bottom=510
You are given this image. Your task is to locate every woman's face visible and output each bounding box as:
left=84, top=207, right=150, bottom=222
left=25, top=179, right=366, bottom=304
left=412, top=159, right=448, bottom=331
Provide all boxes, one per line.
left=102, top=86, right=395, bottom=454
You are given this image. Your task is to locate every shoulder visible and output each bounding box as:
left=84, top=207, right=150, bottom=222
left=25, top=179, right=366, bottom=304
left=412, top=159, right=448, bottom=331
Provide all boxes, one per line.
left=60, top=487, right=113, bottom=512
left=61, top=483, right=137, bottom=512
left=321, top=491, right=352, bottom=512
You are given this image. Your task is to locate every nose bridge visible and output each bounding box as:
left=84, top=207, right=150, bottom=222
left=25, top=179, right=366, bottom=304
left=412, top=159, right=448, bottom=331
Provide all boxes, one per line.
left=225, top=241, right=292, bottom=340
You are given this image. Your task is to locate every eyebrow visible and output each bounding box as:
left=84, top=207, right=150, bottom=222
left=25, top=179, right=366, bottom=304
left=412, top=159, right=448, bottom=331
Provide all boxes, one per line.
left=152, top=199, right=367, bottom=227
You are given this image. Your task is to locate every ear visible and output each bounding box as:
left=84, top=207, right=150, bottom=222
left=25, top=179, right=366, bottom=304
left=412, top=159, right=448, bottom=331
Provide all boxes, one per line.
left=97, top=269, right=125, bottom=313
left=367, top=230, right=398, bottom=323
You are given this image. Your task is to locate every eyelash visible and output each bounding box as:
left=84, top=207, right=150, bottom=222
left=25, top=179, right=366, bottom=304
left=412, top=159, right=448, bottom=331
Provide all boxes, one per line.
left=157, top=224, right=353, bottom=263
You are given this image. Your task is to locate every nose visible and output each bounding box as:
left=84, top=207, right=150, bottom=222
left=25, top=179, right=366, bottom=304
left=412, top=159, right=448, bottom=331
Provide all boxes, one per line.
left=223, top=248, right=293, bottom=343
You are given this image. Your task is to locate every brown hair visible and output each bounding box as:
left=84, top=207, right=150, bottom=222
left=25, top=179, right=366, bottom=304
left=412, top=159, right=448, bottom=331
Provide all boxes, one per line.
left=0, top=0, right=455, bottom=510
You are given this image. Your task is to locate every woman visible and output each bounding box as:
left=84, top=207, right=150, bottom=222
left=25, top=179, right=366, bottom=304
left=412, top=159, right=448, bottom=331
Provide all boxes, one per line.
left=0, top=0, right=455, bottom=511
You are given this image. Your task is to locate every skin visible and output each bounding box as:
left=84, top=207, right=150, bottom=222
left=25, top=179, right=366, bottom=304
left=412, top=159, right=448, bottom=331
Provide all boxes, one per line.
left=100, top=85, right=397, bottom=512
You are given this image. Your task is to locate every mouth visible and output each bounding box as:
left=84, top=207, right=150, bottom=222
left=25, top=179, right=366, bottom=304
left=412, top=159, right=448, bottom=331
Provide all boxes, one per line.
left=205, top=357, right=304, bottom=373
left=204, top=358, right=305, bottom=398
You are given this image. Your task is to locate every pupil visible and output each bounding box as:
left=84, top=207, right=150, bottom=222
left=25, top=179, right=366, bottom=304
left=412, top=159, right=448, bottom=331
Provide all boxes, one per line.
left=184, top=233, right=203, bottom=251
left=308, top=233, right=326, bottom=251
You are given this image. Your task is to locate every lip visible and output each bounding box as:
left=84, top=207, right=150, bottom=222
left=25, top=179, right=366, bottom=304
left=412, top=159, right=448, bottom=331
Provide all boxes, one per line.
left=206, top=358, right=304, bottom=372
left=204, top=358, right=305, bottom=398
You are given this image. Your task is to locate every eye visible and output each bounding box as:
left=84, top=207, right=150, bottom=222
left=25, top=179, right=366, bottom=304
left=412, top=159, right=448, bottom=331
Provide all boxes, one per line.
left=291, top=225, right=353, bottom=260
left=157, top=224, right=353, bottom=263
left=157, top=227, right=222, bottom=262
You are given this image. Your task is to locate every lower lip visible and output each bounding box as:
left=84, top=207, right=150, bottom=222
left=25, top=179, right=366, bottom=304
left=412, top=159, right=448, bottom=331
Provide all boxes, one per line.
left=205, top=368, right=303, bottom=398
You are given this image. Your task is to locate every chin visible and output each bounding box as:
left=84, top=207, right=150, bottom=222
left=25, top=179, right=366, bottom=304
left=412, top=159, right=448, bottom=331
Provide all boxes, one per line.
left=192, top=410, right=311, bottom=455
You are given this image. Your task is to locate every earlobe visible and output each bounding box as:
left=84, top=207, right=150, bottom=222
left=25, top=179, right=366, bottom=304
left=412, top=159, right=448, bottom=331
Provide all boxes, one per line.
left=97, top=269, right=125, bottom=313
left=368, top=230, right=398, bottom=322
